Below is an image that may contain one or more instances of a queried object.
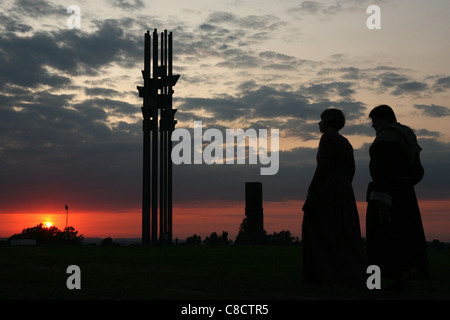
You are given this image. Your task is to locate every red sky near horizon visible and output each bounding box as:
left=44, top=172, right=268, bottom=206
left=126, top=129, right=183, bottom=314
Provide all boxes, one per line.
left=1, top=199, right=449, bottom=242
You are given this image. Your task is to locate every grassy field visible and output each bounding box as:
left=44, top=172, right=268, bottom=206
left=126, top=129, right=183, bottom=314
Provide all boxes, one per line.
left=0, top=244, right=449, bottom=300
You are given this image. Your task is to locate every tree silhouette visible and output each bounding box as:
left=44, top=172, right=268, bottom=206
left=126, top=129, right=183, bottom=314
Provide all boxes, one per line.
left=184, top=234, right=202, bottom=245
left=100, top=237, right=119, bottom=246
left=204, top=231, right=230, bottom=245
left=267, top=230, right=298, bottom=245
left=8, top=223, right=84, bottom=244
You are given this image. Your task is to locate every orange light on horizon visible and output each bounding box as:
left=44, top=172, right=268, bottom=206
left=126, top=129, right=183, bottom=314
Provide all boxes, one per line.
left=44, top=222, right=53, bottom=228
left=0, top=198, right=448, bottom=241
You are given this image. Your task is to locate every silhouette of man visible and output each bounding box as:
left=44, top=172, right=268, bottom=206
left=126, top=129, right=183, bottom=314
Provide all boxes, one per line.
left=366, top=105, right=429, bottom=290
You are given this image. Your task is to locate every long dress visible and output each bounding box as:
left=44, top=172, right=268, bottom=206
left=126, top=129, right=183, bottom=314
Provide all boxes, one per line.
left=302, top=131, right=367, bottom=288
left=366, top=122, right=429, bottom=280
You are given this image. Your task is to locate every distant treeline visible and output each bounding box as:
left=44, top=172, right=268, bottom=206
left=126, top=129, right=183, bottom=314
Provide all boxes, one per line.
left=7, top=223, right=84, bottom=245
left=182, top=230, right=300, bottom=245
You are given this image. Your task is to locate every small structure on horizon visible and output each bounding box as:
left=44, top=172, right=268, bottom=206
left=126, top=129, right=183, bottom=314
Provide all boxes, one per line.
left=235, top=182, right=267, bottom=244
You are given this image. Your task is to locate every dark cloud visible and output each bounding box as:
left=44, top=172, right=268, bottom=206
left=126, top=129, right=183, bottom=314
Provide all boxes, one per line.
left=206, top=12, right=237, bottom=25
left=340, top=67, right=363, bottom=80
left=206, top=11, right=282, bottom=30
left=0, top=32, right=72, bottom=89
left=392, top=81, right=428, bottom=96
left=181, top=11, right=288, bottom=69
left=74, top=98, right=138, bottom=117
left=216, top=50, right=262, bottom=69
left=286, top=0, right=345, bottom=17
left=84, top=87, right=122, bottom=97
left=301, top=81, right=355, bottom=99
left=370, top=71, right=430, bottom=96
left=111, top=0, right=145, bottom=10
left=415, top=138, right=450, bottom=199
left=0, top=19, right=141, bottom=89
left=240, top=85, right=314, bottom=120
left=176, top=82, right=365, bottom=132
left=259, top=51, right=295, bottom=61
left=415, top=128, right=442, bottom=138
left=12, top=0, right=65, bottom=17
left=0, top=12, right=33, bottom=33
left=434, top=76, right=450, bottom=92
left=287, top=0, right=381, bottom=17
left=414, top=104, right=450, bottom=117
left=176, top=96, right=251, bottom=122
left=377, top=72, right=409, bottom=88
left=293, top=1, right=324, bottom=15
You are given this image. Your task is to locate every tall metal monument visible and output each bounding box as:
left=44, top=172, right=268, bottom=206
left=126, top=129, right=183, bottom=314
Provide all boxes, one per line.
left=137, top=29, right=180, bottom=245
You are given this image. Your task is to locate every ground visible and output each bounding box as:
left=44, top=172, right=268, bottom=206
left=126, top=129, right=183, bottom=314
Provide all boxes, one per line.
left=0, top=244, right=449, bottom=300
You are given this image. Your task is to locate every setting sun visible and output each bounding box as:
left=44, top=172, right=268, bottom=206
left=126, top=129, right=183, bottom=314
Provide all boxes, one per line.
left=44, top=222, right=53, bottom=228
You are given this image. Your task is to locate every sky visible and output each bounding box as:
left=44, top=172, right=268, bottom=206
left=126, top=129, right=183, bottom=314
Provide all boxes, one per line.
left=0, top=0, right=449, bottom=241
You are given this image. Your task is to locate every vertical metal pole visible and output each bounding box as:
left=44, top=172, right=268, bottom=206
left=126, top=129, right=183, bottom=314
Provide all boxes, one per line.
left=151, top=29, right=159, bottom=245
left=163, top=30, right=169, bottom=240
left=65, top=204, right=69, bottom=241
left=167, top=31, right=174, bottom=243
left=142, top=31, right=151, bottom=246
left=159, top=31, right=165, bottom=242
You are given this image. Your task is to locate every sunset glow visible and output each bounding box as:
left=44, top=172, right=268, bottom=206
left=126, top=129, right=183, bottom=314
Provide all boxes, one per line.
left=44, top=222, right=53, bottom=228
left=1, top=198, right=449, bottom=242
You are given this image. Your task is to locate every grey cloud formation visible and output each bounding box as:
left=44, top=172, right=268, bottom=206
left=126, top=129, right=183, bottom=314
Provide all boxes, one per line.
left=206, top=11, right=283, bottom=30
left=414, top=104, right=450, bottom=117
left=392, top=81, right=428, bottom=96
left=0, top=12, right=33, bottom=33
left=287, top=0, right=383, bottom=17
left=317, top=66, right=433, bottom=98
left=434, top=76, right=450, bottom=92
left=12, top=0, right=65, bottom=17
left=377, top=72, right=409, bottom=88
left=0, top=19, right=141, bottom=90
left=85, top=87, right=122, bottom=98
left=74, top=98, right=138, bottom=117
left=300, top=81, right=356, bottom=99
left=177, top=82, right=365, bottom=127
left=288, top=0, right=343, bottom=16
left=111, top=0, right=145, bottom=10
left=174, top=81, right=368, bottom=149
left=178, top=96, right=251, bottom=122
left=176, top=11, right=290, bottom=70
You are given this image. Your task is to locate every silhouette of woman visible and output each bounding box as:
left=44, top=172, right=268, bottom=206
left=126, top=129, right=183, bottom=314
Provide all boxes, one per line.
left=302, top=108, right=367, bottom=288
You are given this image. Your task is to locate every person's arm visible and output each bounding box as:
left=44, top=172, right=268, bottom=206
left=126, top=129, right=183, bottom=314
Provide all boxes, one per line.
left=369, top=141, right=398, bottom=206
left=308, top=133, right=334, bottom=193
